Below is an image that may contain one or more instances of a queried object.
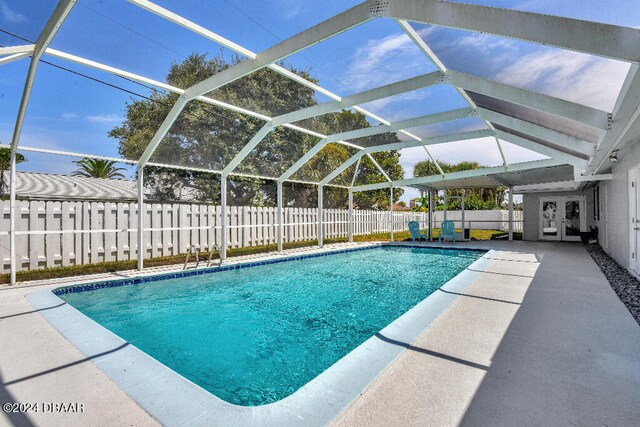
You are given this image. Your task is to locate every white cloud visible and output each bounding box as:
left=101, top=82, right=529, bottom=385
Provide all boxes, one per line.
left=455, top=33, right=514, bottom=54
left=273, top=0, right=303, bottom=20
left=0, top=1, right=26, bottom=23
left=62, top=112, right=78, bottom=120
left=427, top=137, right=505, bottom=166
left=494, top=50, right=630, bottom=111
left=422, top=28, right=517, bottom=73
left=84, top=114, right=121, bottom=123
left=362, top=89, right=432, bottom=119
left=342, top=30, right=435, bottom=92
left=398, top=147, right=431, bottom=178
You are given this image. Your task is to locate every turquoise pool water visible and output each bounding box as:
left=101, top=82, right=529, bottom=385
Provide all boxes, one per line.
left=60, top=246, right=483, bottom=406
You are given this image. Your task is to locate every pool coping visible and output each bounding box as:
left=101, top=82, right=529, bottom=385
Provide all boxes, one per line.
left=26, top=243, right=495, bottom=427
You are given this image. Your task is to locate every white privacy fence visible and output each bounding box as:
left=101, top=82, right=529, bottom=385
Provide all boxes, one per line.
left=0, top=200, right=521, bottom=273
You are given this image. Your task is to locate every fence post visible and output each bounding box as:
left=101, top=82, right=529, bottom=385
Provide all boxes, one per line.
left=9, top=151, right=16, bottom=285
left=277, top=181, right=283, bottom=251
left=221, top=174, right=228, bottom=260
left=318, top=185, right=323, bottom=247
left=428, top=189, right=434, bottom=241
left=443, top=190, right=448, bottom=222
left=137, top=167, right=144, bottom=271
left=348, top=189, right=353, bottom=243
left=390, top=186, right=394, bottom=242
left=508, top=185, right=514, bottom=241
left=461, top=189, right=466, bottom=241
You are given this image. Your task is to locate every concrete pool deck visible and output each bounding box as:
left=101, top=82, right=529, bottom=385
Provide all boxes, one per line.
left=1, top=241, right=639, bottom=426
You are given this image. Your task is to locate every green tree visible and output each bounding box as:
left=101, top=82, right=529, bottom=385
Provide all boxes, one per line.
left=0, top=148, right=26, bottom=194
left=413, top=160, right=506, bottom=210
left=110, top=53, right=403, bottom=208
left=72, top=158, right=126, bottom=179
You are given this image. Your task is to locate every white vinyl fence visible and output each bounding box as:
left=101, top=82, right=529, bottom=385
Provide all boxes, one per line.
left=0, top=200, right=521, bottom=273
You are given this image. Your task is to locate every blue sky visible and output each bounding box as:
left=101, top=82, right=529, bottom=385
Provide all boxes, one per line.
left=1, top=0, right=638, bottom=202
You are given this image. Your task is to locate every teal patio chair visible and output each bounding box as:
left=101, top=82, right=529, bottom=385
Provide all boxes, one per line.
left=438, top=220, right=456, bottom=243
left=408, top=221, right=428, bottom=242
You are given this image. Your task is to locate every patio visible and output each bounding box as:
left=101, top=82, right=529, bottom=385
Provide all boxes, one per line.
left=1, top=241, right=639, bottom=426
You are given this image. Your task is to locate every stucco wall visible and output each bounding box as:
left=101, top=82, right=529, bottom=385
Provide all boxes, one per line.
left=595, top=141, right=640, bottom=271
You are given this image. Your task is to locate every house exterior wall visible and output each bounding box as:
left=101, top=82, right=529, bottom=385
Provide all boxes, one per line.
left=522, top=141, right=640, bottom=273
left=594, top=141, right=640, bottom=272
left=522, top=190, right=587, bottom=241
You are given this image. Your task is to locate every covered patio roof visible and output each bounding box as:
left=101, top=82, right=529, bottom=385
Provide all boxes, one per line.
left=410, top=164, right=576, bottom=192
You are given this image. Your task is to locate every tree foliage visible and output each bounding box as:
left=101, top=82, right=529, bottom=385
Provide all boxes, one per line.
left=0, top=148, right=26, bottom=194
left=110, top=53, right=403, bottom=209
left=72, top=158, right=126, bottom=179
left=413, top=160, right=506, bottom=210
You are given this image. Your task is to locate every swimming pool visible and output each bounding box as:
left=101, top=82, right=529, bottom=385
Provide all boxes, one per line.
left=57, top=246, right=484, bottom=406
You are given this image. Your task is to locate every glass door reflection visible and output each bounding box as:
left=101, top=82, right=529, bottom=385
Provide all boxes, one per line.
left=541, top=200, right=558, bottom=238
left=564, top=200, right=581, bottom=239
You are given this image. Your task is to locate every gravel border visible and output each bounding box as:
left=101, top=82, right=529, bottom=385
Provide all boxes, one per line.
left=584, top=244, right=640, bottom=325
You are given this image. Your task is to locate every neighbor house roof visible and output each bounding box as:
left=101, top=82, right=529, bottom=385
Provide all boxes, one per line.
left=1, top=171, right=196, bottom=202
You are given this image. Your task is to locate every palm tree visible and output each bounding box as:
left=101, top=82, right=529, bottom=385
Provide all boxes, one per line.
left=72, top=158, right=125, bottom=179
left=0, top=147, right=26, bottom=194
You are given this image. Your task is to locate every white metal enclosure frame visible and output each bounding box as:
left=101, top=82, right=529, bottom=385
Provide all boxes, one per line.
left=2, top=0, right=639, bottom=284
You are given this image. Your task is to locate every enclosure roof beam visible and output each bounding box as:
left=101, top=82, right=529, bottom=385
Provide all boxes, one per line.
left=494, top=129, right=589, bottom=168
left=183, top=3, right=374, bottom=101
left=324, top=108, right=474, bottom=143
left=128, top=0, right=439, bottom=148
left=9, top=0, right=77, bottom=153
left=477, top=108, right=596, bottom=157
left=127, top=0, right=342, bottom=102
left=44, top=48, right=364, bottom=146
left=396, top=19, right=507, bottom=170
left=0, top=143, right=352, bottom=189
left=319, top=153, right=366, bottom=187
left=353, top=158, right=568, bottom=192
left=367, top=153, right=392, bottom=182
left=278, top=109, right=474, bottom=184
left=222, top=123, right=274, bottom=175
left=136, top=1, right=373, bottom=168
left=127, top=0, right=256, bottom=59
left=279, top=138, right=333, bottom=183
left=230, top=72, right=447, bottom=164
left=382, top=0, right=640, bottom=63
left=0, top=53, right=31, bottom=67
left=448, top=71, right=612, bottom=130
left=319, top=129, right=492, bottom=186
left=351, top=158, right=362, bottom=187
left=362, top=129, right=493, bottom=154
left=0, top=44, right=35, bottom=56
left=0, top=143, right=138, bottom=165
left=271, top=71, right=444, bottom=126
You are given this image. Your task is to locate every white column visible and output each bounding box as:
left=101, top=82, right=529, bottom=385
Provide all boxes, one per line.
left=348, top=189, right=354, bottom=243
left=317, top=185, right=323, bottom=247
left=390, top=186, right=394, bottom=242
left=221, top=174, right=228, bottom=259
left=9, top=151, right=17, bottom=285
left=508, top=186, right=514, bottom=241
left=443, top=190, right=448, bottom=221
left=461, top=189, right=466, bottom=241
left=428, top=189, right=433, bottom=242
left=137, top=167, right=144, bottom=271
left=277, top=181, right=283, bottom=251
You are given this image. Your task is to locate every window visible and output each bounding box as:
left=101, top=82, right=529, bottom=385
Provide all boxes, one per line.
left=593, top=186, right=600, bottom=221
